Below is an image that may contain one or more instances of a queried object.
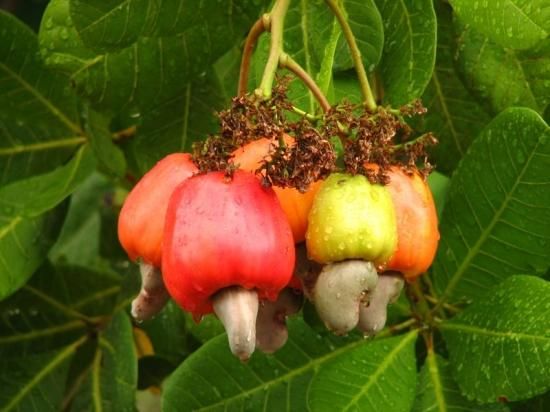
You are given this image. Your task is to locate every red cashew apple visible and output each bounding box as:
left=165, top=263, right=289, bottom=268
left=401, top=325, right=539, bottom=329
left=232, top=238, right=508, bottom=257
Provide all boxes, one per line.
left=162, top=170, right=295, bottom=360
left=118, top=153, right=197, bottom=321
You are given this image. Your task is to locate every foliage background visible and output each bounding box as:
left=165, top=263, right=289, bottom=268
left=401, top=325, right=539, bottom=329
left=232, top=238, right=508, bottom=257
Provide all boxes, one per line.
left=0, top=0, right=549, bottom=411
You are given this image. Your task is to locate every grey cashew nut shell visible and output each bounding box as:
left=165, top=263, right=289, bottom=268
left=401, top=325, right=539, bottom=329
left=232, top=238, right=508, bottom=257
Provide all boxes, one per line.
left=213, top=286, right=259, bottom=362
left=131, top=262, right=171, bottom=321
left=312, top=260, right=378, bottom=335
left=357, top=272, right=404, bottom=336
left=256, top=288, right=303, bottom=354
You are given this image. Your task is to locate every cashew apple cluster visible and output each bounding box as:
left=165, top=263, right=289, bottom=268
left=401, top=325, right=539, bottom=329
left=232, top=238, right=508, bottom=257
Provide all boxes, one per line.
left=117, top=136, right=439, bottom=360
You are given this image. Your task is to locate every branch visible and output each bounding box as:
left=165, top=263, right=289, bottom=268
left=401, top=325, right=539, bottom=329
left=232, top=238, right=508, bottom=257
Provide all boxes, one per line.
left=238, top=16, right=269, bottom=96
left=280, top=53, right=331, bottom=113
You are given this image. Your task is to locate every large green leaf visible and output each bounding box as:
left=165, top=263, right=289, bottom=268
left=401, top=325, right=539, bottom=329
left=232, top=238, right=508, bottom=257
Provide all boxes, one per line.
left=129, top=71, right=224, bottom=174
left=440, top=276, right=550, bottom=402
left=0, top=204, right=67, bottom=300
left=69, top=0, right=266, bottom=53
left=0, top=336, right=87, bottom=411
left=433, top=108, right=550, bottom=303
left=449, top=0, right=549, bottom=50
left=70, top=312, right=137, bottom=412
left=455, top=20, right=550, bottom=115
left=0, top=145, right=96, bottom=217
left=0, top=11, right=84, bottom=185
left=40, top=0, right=264, bottom=114
left=374, top=0, right=437, bottom=106
left=414, top=2, right=491, bottom=174
left=163, top=317, right=416, bottom=411
left=412, top=352, right=509, bottom=412
left=308, top=331, right=418, bottom=412
left=0, top=263, right=121, bottom=357
left=311, top=0, right=383, bottom=74
left=250, top=1, right=321, bottom=113
left=427, top=171, right=451, bottom=218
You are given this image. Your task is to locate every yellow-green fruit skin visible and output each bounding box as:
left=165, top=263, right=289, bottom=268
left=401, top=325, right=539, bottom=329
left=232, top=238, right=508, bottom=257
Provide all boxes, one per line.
left=306, top=173, right=397, bottom=265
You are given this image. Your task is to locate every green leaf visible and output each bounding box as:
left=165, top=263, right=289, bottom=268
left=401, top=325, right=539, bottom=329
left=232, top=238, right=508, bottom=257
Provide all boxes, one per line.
left=412, top=352, right=509, bottom=412
left=454, top=20, right=550, bottom=115
left=42, top=0, right=264, bottom=114
left=414, top=2, right=491, bottom=174
left=39, top=0, right=98, bottom=75
left=333, top=70, right=363, bottom=104
left=49, top=173, right=111, bottom=267
left=448, top=0, right=549, bottom=50
left=140, top=301, right=194, bottom=365
left=251, top=1, right=320, bottom=113
left=0, top=145, right=96, bottom=218
left=440, top=276, right=550, bottom=402
left=374, top=0, right=437, bottom=106
left=0, top=263, right=121, bottom=357
left=70, top=312, right=137, bottom=412
left=82, top=108, right=127, bottom=177
left=511, top=391, right=550, bottom=412
left=433, top=108, right=550, bottom=303
left=0, top=336, right=87, bottom=412
left=310, top=0, right=383, bottom=73
left=163, top=317, right=415, bottom=411
left=69, top=0, right=266, bottom=53
left=308, top=331, right=418, bottom=412
left=129, top=71, right=224, bottom=174
left=0, top=204, right=67, bottom=300
left=0, top=10, right=84, bottom=185
left=427, top=171, right=451, bottom=219
left=184, top=313, right=225, bottom=344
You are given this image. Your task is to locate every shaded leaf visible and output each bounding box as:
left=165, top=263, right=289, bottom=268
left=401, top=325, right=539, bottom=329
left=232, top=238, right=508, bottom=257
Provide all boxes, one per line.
left=69, top=0, right=266, bottom=53
left=0, top=336, right=86, bottom=412
left=455, top=20, right=550, bottom=115
left=0, top=203, right=67, bottom=300
left=0, top=10, right=84, bottom=185
left=440, top=276, right=550, bottom=402
left=129, top=71, right=224, bottom=174
left=70, top=312, right=137, bottom=412
left=308, top=331, right=418, bottom=412
left=412, top=352, right=509, bottom=411
left=449, top=0, right=549, bottom=50
left=163, top=317, right=413, bottom=411
left=0, top=145, right=96, bottom=217
left=374, top=0, right=437, bottom=106
left=82, top=108, right=127, bottom=177
left=48, top=173, right=111, bottom=267
left=433, top=108, right=550, bottom=303
left=427, top=171, right=451, bottom=218
left=0, top=263, right=120, bottom=357
left=140, top=301, right=194, bottom=365
left=333, top=70, right=363, bottom=104
left=414, top=2, right=491, bottom=174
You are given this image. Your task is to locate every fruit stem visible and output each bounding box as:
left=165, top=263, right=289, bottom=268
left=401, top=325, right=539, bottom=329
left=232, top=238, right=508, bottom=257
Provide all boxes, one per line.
left=325, top=0, right=377, bottom=111
left=280, top=53, right=331, bottom=113
left=256, top=0, right=291, bottom=100
left=291, top=105, right=321, bottom=121
left=405, top=279, right=434, bottom=327
left=238, top=16, right=269, bottom=96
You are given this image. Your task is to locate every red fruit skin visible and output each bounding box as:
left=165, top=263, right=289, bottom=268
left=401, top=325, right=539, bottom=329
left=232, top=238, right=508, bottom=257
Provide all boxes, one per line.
left=162, top=170, right=296, bottom=316
left=384, top=167, right=440, bottom=280
left=117, top=153, right=197, bottom=267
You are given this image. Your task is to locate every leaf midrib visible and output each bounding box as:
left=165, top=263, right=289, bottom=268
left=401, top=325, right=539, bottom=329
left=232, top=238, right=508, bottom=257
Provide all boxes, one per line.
left=342, top=331, right=417, bottom=411
left=0, top=62, right=82, bottom=135
left=439, top=322, right=550, bottom=342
